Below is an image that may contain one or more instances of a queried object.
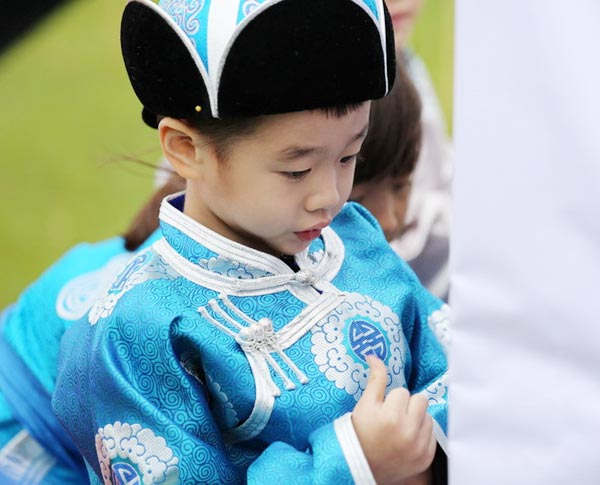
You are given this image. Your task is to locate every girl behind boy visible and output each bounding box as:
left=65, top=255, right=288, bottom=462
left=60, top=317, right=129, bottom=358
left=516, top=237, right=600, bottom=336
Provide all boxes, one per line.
left=51, top=1, right=448, bottom=483
left=385, top=0, right=453, bottom=301
left=349, top=56, right=422, bottom=243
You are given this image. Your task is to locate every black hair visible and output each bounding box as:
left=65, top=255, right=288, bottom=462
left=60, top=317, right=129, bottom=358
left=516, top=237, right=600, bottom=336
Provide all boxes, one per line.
left=185, top=103, right=365, bottom=161
left=354, top=59, right=422, bottom=184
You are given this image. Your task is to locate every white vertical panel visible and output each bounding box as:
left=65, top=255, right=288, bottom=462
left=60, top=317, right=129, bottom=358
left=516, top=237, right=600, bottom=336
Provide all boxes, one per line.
left=451, top=2, right=600, bottom=483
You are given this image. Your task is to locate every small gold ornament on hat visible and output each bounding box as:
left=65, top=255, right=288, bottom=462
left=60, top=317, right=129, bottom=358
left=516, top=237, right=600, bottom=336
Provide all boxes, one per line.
left=195, top=105, right=202, bottom=112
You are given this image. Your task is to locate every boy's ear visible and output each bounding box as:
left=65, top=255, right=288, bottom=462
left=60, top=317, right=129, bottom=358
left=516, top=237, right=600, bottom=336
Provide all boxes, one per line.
left=158, top=118, right=211, bottom=180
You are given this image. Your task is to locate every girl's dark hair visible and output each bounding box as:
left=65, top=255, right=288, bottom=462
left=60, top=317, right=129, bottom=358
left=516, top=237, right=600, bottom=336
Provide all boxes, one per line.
left=354, top=59, right=422, bottom=184
left=123, top=103, right=364, bottom=250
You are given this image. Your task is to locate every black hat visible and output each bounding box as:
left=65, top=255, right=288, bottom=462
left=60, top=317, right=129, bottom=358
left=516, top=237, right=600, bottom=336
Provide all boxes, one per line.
left=121, top=0, right=396, bottom=127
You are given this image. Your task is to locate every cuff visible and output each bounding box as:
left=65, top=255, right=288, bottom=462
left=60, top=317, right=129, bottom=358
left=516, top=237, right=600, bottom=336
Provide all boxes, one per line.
left=432, top=418, right=448, bottom=456
left=333, top=412, right=376, bottom=485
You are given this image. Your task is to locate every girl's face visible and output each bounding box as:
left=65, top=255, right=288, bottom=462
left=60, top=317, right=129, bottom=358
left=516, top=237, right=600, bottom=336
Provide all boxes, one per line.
left=386, top=0, right=424, bottom=49
left=185, top=104, right=371, bottom=256
left=349, top=174, right=412, bottom=242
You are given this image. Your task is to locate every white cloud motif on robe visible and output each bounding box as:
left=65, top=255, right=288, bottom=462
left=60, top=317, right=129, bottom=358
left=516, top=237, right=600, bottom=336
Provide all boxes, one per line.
left=198, top=255, right=271, bottom=279
left=95, top=422, right=180, bottom=485
left=311, top=292, right=408, bottom=400
left=419, top=372, right=448, bottom=406
left=428, top=304, right=450, bottom=352
left=89, top=251, right=178, bottom=325
left=56, top=253, right=132, bottom=320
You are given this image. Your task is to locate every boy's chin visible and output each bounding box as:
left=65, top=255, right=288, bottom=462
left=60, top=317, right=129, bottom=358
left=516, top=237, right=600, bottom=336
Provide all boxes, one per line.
left=271, top=240, right=312, bottom=258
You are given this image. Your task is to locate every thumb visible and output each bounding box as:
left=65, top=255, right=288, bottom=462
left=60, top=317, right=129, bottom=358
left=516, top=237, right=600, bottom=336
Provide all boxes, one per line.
left=362, top=355, right=388, bottom=404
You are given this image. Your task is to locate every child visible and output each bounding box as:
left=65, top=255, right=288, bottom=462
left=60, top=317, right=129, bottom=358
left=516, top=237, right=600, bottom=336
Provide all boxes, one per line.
left=383, top=0, right=453, bottom=301
left=52, top=1, right=448, bottom=483
left=349, top=57, right=422, bottom=244
left=0, top=59, right=437, bottom=485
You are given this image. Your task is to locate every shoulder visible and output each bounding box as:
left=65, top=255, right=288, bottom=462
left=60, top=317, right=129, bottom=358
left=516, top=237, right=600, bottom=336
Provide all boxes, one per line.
left=333, top=202, right=383, bottom=234
left=87, top=245, right=183, bottom=326
left=332, top=203, right=423, bottom=287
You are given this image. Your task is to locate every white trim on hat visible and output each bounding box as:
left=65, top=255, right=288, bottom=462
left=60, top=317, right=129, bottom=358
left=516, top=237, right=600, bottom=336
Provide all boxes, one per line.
left=211, top=0, right=286, bottom=118
left=207, top=1, right=240, bottom=93
left=351, top=0, right=389, bottom=93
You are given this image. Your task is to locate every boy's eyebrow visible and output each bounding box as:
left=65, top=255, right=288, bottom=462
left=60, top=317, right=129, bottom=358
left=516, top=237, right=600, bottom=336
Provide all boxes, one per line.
left=277, top=123, right=369, bottom=162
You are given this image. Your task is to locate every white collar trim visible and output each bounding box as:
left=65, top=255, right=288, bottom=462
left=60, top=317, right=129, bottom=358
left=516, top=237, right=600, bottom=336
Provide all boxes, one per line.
left=157, top=193, right=345, bottom=298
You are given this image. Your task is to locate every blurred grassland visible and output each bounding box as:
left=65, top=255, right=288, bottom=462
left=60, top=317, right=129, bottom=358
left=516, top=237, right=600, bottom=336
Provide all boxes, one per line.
left=0, top=0, right=454, bottom=307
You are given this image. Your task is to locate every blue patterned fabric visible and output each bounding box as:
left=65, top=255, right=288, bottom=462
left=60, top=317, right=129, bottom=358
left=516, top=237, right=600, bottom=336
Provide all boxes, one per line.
left=53, top=197, right=448, bottom=484
left=0, top=307, right=86, bottom=478
left=0, top=233, right=161, bottom=484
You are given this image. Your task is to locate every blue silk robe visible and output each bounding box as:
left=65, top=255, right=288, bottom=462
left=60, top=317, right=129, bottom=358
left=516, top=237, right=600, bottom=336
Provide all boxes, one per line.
left=53, top=195, right=449, bottom=484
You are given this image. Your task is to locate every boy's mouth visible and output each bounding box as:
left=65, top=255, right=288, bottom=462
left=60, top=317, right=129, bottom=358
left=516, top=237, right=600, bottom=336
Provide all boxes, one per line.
left=295, top=228, right=322, bottom=241
left=294, top=220, right=331, bottom=241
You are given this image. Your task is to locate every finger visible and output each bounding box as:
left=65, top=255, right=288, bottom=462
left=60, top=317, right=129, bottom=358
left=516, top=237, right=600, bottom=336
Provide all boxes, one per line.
left=361, top=355, right=388, bottom=404
left=425, top=424, right=438, bottom=466
left=413, top=417, right=437, bottom=472
left=407, top=392, right=429, bottom=426
left=382, top=386, right=411, bottom=414
left=420, top=412, right=433, bottom=440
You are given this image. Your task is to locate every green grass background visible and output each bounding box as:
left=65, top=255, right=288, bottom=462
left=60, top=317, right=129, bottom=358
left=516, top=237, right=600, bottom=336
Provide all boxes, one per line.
left=0, top=0, right=454, bottom=307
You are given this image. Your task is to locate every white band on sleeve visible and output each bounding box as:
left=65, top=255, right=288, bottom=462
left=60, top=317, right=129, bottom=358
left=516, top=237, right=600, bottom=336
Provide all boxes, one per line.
left=333, top=412, right=376, bottom=485
left=432, top=419, right=448, bottom=456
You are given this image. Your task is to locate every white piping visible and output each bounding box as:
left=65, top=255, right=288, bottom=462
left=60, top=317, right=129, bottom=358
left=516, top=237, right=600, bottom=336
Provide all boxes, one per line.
left=131, top=0, right=214, bottom=114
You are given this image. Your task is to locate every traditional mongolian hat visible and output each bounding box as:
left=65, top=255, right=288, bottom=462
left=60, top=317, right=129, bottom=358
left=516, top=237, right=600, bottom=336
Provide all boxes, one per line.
left=121, top=0, right=396, bottom=127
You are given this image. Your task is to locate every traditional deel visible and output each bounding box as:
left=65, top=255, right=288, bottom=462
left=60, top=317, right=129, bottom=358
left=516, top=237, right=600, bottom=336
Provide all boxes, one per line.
left=120, top=0, right=396, bottom=126
left=53, top=194, right=448, bottom=484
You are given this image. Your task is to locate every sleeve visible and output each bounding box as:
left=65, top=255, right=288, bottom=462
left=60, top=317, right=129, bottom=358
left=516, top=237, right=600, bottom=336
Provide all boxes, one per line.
left=55, top=302, right=378, bottom=485
left=405, top=284, right=449, bottom=452
left=54, top=308, right=242, bottom=485
left=248, top=413, right=375, bottom=485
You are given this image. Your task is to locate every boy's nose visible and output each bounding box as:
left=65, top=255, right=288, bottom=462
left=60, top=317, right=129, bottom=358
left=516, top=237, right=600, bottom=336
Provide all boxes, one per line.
left=306, top=171, right=341, bottom=213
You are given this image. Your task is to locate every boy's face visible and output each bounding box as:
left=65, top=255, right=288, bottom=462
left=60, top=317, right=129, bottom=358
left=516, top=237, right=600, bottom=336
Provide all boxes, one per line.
left=186, top=104, right=371, bottom=256
left=386, top=0, right=424, bottom=49
left=349, top=174, right=412, bottom=242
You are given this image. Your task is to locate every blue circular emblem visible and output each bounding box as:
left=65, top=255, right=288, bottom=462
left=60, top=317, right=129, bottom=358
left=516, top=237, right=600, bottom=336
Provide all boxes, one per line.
left=348, top=320, right=387, bottom=362
left=112, top=462, right=141, bottom=485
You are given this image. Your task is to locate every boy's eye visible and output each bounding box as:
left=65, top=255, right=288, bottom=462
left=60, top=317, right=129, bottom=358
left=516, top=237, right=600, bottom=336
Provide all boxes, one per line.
left=283, top=169, right=311, bottom=180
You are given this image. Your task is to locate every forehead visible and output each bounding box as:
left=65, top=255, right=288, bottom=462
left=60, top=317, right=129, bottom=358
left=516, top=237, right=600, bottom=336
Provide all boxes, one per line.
left=248, top=103, right=371, bottom=151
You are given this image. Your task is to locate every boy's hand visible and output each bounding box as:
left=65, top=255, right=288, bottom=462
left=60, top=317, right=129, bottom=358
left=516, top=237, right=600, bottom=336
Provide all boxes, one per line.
left=352, top=355, right=437, bottom=485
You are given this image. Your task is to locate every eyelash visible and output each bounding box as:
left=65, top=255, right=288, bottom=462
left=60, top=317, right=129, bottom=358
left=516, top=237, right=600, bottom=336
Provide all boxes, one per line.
left=284, top=169, right=311, bottom=180
left=341, top=154, right=359, bottom=165
left=282, top=154, right=359, bottom=180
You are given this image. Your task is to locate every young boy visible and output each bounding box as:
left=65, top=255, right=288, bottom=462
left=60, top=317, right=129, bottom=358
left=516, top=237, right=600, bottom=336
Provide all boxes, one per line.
left=51, top=1, right=447, bottom=484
